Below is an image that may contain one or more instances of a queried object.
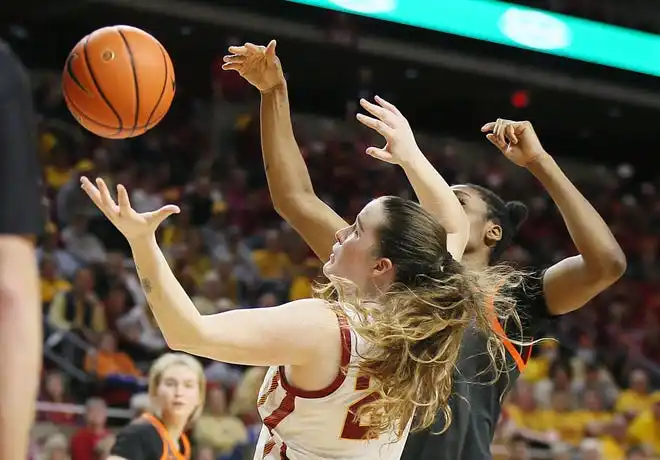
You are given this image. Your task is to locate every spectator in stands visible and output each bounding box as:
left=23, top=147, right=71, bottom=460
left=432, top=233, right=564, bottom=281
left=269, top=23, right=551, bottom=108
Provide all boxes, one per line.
left=160, top=204, right=193, bottom=250
left=615, top=369, right=653, bottom=417
left=626, top=445, right=651, bottom=460
left=543, top=390, right=585, bottom=446
left=627, top=393, right=660, bottom=456
left=507, top=381, right=557, bottom=444
left=115, top=305, right=167, bottom=357
left=70, top=398, right=109, bottom=460
left=230, top=366, right=267, bottom=426
left=214, top=256, right=248, bottom=304
left=579, top=438, right=603, bottom=460
left=49, top=268, right=106, bottom=342
left=43, top=432, right=70, bottom=460
left=130, top=172, right=164, bottom=214
left=508, top=435, right=531, bottom=460
left=521, top=340, right=558, bottom=382
left=40, top=254, right=72, bottom=310
left=44, top=145, right=74, bottom=192
left=549, top=443, right=571, bottom=460
left=599, top=414, right=632, bottom=459
left=194, top=445, right=216, bottom=460
left=288, top=257, right=320, bottom=301
left=535, top=362, right=574, bottom=408
left=251, top=229, right=291, bottom=282
left=178, top=230, right=213, bottom=286
left=38, top=371, right=77, bottom=426
left=194, top=385, right=248, bottom=456
left=573, top=362, right=619, bottom=410
left=84, top=331, right=142, bottom=381
left=192, top=271, right=236, bottom=315
left=56, top=160, right=99, bottom=227
left=101, top=252, right=145, bottom=309
left=129, top=392, right=150, bottom=419
left=37, top=223, right=81, bottom=279
left=61, top=214, right=107, bottom=266
left=92, top=432, right=114, bottom=460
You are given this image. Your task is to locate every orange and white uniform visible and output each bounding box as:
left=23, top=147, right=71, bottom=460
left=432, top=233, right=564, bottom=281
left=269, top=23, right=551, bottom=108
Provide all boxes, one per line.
left=254, top=314, right=411, bottom=459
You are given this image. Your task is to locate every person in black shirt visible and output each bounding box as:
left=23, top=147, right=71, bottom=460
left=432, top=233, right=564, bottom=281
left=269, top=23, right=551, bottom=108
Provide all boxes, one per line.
left=401, top=119, right=626, bottom=459
left=109, top=353, right=205, bottom=460
left=0, top=40, right=44, bottom=460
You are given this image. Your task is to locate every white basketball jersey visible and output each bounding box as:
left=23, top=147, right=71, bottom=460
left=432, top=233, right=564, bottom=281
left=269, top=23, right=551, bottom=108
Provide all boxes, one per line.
left=254, top=314, right=411, bottom=460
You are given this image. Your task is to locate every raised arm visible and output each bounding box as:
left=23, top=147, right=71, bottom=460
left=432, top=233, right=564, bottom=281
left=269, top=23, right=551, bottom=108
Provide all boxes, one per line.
left=80, top=177, right=338, bottom=367
left=356, top=97, right=470, bottom=260
left=483, top=119, right=626, bottom=315
left=223, top=40, right=346, bottom=260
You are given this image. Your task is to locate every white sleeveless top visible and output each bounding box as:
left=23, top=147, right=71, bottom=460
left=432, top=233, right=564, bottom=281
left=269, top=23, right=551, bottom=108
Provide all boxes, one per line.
left=254, top=313, right=411, bottom=459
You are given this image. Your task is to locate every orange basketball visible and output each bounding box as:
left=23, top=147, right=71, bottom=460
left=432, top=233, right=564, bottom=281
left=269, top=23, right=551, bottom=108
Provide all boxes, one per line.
left=62, top=25, right=175, bottom=139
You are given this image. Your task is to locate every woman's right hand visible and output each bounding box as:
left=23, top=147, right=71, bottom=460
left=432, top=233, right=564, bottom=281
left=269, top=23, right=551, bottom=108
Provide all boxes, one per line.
left=80, top=177, right=180, bottom=243
left=355, top=96, right=424, bottom=166
left=222, top=40, right=285, bottom=93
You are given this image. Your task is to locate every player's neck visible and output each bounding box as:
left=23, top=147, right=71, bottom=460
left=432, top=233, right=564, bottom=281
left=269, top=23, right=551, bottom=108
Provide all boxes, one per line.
left=461, top=250, right=490, bottom=271
left=163, top=416, right=187, bottom=442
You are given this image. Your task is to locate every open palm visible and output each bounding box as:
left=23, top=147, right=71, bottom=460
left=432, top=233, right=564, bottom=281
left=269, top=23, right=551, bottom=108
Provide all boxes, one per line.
left=222, top=40, right=284, bottom=93
left=80, top=177, right=180, bottom=241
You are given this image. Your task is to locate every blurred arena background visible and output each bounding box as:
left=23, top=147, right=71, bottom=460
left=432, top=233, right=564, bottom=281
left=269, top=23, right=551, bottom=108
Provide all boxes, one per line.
left=3, top=0, right=660, bottom=458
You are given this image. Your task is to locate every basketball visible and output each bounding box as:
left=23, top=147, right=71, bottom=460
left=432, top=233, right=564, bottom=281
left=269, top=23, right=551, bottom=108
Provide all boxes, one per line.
left=62, top=26, right=175, bottom=139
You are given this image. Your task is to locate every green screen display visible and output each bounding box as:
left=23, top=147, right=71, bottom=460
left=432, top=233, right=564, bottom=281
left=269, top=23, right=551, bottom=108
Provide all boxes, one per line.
left=287, top=0, right=660, bottom=77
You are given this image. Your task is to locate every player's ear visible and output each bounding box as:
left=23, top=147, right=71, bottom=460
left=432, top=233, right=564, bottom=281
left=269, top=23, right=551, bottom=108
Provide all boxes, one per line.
left=372, top=257, right=393, bottom=277
left=485, top=223, right=502, bottom=248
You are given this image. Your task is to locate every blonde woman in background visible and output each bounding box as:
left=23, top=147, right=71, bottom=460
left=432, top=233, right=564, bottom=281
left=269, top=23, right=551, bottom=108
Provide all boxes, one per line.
left=109, top=353, right=205, bottom=460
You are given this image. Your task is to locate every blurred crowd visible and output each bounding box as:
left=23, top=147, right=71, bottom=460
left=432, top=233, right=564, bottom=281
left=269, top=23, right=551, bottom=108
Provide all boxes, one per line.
left=27, top=45, right=660, bottom=460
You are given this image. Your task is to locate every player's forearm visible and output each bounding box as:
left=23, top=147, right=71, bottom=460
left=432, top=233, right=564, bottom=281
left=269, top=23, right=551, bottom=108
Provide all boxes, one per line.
left=399, top=150, right=469, bottom=240
left=260, top=83, right=316, bottom=210
left=527, top=154, right=626, bottom=274
left=0, top=238, right=41, bottom=460
left=129, top=236, right=203, bottom=350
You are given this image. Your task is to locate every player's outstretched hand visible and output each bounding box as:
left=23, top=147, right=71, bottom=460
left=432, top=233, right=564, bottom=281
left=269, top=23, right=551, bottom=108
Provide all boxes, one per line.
left=480, top=119, right=548, bottom=167
left=222, top=40, right=285, bottom=93
left=80, top=177, right=179, bottom=242
left=356, top=96, right=422, bottom=166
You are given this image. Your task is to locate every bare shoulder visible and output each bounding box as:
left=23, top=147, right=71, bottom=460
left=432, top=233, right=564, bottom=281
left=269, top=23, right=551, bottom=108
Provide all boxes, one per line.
left=277, top=298, right=340, bottom=329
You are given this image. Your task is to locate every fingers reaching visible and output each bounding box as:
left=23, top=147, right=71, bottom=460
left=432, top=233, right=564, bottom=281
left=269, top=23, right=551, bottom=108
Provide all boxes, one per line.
left=96, top=177, right=118, bottom=212
left=266, top=40, right=277, bottom=56
left=364, top=147, right=392, bottom=162
left=486, top=133, right=511, bottom=152
left=480, top=122, right=495, bottom=133
left=482, top=119, right=518, bottom=147
left=80, top=176, right=118, bottom=221
left=374, top=95, right=401, bottom=116
left=223, top=55, right=246, bottom=64
left=356, top=113, right=394, bottom=138
left=117, top=184, right=132, bottom=213
left=359, top=98, right=396, bottom=127
left=245, top=42, right=262, bottom=53
left=147, top=205, right=181, bottom=227
left=494, top=119, right=507, bottom=144
left=221, top=54, right=246, bottom=71
left=227, top=45, right=248, bottom=55
left=505, top=124, right=518, bottom=144
left=80, top=176, right=104, bottom=209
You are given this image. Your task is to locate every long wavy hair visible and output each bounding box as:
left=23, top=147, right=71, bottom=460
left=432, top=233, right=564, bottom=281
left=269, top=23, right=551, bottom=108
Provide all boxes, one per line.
left=315, top=196, right=527, bottom=439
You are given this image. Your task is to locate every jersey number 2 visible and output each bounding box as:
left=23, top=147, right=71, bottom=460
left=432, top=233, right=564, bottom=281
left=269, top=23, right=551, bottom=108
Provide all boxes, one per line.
left=340, top=375, right=379, bottom=440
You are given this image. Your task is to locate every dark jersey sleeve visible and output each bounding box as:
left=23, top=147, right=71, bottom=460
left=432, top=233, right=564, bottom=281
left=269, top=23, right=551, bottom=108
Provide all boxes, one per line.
left=0, top=41, right=44, bottom=235
left=503, top=269, right=554, bottom=341
left=110, top=422, right=163, bottom=460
